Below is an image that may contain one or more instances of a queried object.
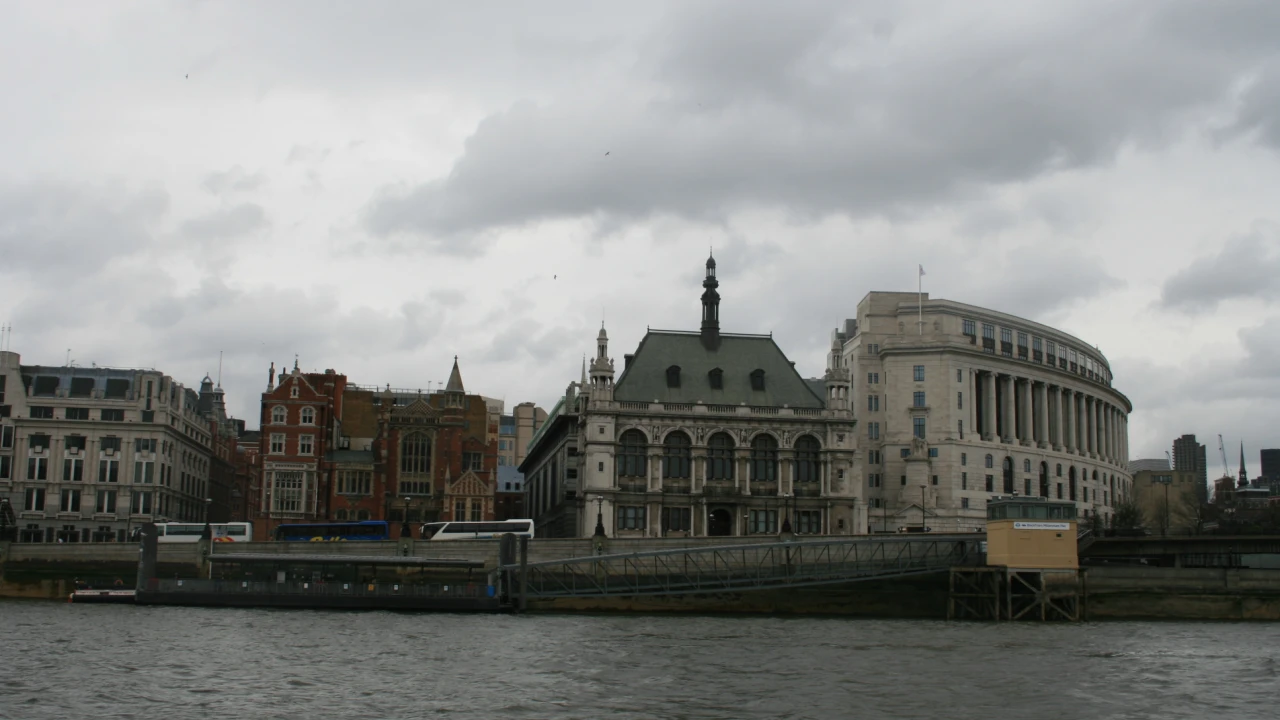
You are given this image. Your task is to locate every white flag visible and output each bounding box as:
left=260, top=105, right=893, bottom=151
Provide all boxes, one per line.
left=919, top=264, right=926, bottom=277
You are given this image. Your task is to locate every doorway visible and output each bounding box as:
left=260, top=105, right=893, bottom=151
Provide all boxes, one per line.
left=708, top=508, right=732, bottom=536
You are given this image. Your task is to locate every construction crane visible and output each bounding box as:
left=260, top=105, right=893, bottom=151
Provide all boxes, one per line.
left=1218, top=434, right=1230, bottom=478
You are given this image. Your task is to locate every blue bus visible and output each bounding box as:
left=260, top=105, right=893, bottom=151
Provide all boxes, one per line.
left=274, top=521, right=391, bottom=542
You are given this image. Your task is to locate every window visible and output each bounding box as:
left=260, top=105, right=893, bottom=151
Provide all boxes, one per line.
left=868, top=422, right=880, bottom=440
left=131, top=490, right=153, bottom=514
left=103, top=379, right=129, bottom=399
left=869, top=473, right=880, bottom=487
left=0, top=456, right=9, bottom=479
left=932, top=474, right=939, bottom=485
left=957, top=369, right=963, bottom=383
left=1056, top=464, right=1062, bottom=477
left=961, top=472, right=967, bottom=490
left=662, top=507, right=692, bottom=532
left=957, top=391, right=963, bottom=410
left=299, top=435, right=314, bottom=455
left=271, top=471, right=304, bottom=512
left=750, top=435, right=778, bottom=482
left=269, top=434, right=285, bottom=454
left=470, top=500, right=482, bottom=522
left=1025, top=478, right=1032, bottom=496
left=868, top=344, right=880, bottom=355
left=901, top=448, right=910, bottom=458
left=913, top=391, right=926, bottom=408
left=913, top=417, right=925, bottom=439
left=985, top=454, right=994, bottom=469
left=982, top=324, right=995, bottom=353
left=71, top=378, right=96, bottom=398
left=796, top=510, right=821, bottom=534
left=1057, top=483, right=1063, bottom=499
left=133, top=460, right=153, bottom=484
left=985, top=475, right=994, bottom=492
left=961, top=498, right=969, bottom=509
left=290, top=384, right=299, bottom=398
left=272, top=406, right=287, bottom=424
left=1033, top=337, right=1043, bottom=362
left=868, top=395, right=879, bottom=412
left=868, top=450, right=880, bottom=465
left=63, top=458, right=84, bottom=482
left=0, top=375, right=4, bottom=403
left=913, top=365, right=925, bottom=382
left=101, top=437, right=121, bottom=453
left=30, top=433, right=50, bottom=450
left=963, top=319, right=976, bottom=336
left=463, top=451, right=483, bottom=471
left=30, top=406, right=54, bottom=419
left=60, top=488, right=81, bottom=513
left=1023, top=459, right=1031, bottom=472
left=101, top=409, right=125, bottom=422
left=749, top=509, right=777, bottom=534
left=795, top=436, right=820, bottom=483
left=928, top=448, right=938, bottom=458
left=750, top=369, right=765, bottom=391
left=62, top=435, right=85, bottom=452
left=1, top=425, right=12, bottom=448
left=707, top=432, right=734, bottom=480
left=708, top=368, right=723, bottom=390
left=134, top=438, right=156, bottom=453
left=666, top=365, right=681, bottom=388
left=401, top=479, right=431, bottom=495
left=300, top=407, right=315, bottom=424
left=617, top=505, right=645, bottom=530
left=96, top=490, right=117, bottom=514
left=1017, top=332, right=1028, bottom=359
left=961, top=453, right=967, bottom=466
left=28, top=457, right=48, bottom=480
left=401, top=433, right=431, bottom=474
left=24, top=487, right=45, bottom=512
left=339, top=471, right=373, bottom=495
left=900, top=475, right=907, bottom=486
left=618, top=430, right=647, bottom=477
left=868, top=372, right=879, bottom=384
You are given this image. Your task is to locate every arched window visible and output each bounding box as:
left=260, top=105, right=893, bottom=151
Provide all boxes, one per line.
left=1002, top=457, right=1014, bottom=494
left=750, top=435, right=778, bottom=482
left=401, top=433, right=431, bottom=475
left=663, top=431, right=692, bottom=479
left=985, top=454, right=994, bottom=469
left=300, top=407, right=315, bottom=425
left=707, top=432, right=735, bottom=480
left=618, top=430, right=647, bottom=478
left=666, top=365, right=681, bottom=388
left=1056, top=463, right=1063, bottom=477
left=1023, top=459, right=1031, bottom=473
left=334, top=508, right=348, bottom=521
left=750, top=369, right=766, bottom=391
left=271, top=406, right=286, bottom=424
left=795, top=436, right=820, bottom=483
left=1092, top=470, right=1098, bottom=482
left=708, top=368, right=723, bottom=390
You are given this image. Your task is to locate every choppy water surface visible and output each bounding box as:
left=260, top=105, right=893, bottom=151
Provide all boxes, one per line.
left=1, top=601, right=1277, bottom=720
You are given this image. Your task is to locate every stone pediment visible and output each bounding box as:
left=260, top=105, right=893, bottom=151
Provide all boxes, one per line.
left=393, top=398, right=440, bottom=420
left=447, top=470, right=488, bottom=497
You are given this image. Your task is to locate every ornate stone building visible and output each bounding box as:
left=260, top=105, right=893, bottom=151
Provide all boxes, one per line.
left=834, top=292, right=1133, bottom=533
left=522, top=255, right=865, bottom=538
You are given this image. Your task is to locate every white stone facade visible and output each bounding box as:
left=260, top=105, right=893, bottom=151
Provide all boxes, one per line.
left=837, top=292, right=1133, bottom=533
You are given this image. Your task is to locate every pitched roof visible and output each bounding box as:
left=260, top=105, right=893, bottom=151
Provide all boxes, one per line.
left=445, top=356, right=465, bottom=393
left=614, top=331, right=824, bottom=408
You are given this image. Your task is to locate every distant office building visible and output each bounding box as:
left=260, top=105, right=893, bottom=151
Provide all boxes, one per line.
left=1262, top=448, right=1280, bottom=484
left=495, top=465, right=525, bottom=520
left=0, top=349, right=233, bottom=543
left=1128, top=458, right=1199, bottom=534
left=1172, top=434, right=1208, bottom=503
left=498, top=403, right=547, bottom=468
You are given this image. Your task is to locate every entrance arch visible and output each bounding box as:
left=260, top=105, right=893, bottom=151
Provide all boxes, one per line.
left=708, top=508, right=733, bottom=537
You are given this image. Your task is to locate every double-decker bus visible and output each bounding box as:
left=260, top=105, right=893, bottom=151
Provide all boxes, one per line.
left=274, top=521, right=391, bottom=542
left=155, top=522, right=253, bottom=543
left=421, top=519, right=535, bottom=540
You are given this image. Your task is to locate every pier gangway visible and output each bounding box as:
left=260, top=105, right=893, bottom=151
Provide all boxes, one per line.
left=502, top=534, right=984, bottom=600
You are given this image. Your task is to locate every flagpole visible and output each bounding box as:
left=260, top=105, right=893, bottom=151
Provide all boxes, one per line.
left=917, top=264, right=924, bottom=335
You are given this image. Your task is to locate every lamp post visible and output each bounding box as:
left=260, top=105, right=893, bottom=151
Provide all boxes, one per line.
left=401, top=496, right=413, bottom=539
left=593, top=495, right=606, bottom=538
left=1154, top=475, right=1172, bottom=537
left=781, top=493, right=792, bottom=534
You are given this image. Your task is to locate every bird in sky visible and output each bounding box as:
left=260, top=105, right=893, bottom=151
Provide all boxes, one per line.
left=604, top=151, right=610, bottom=156
left=185, top=74, right=188, bottom=79
left=553, top=275, right=557, bottom=279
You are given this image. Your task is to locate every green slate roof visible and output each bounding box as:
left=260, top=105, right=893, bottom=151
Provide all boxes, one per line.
left=614, top=331, right=825, bottom=408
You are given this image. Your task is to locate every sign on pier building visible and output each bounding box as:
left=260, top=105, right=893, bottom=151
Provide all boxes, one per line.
left=985, top=496, right=1078, bottom=569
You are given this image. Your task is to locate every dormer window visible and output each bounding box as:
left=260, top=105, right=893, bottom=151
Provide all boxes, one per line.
left=750, top=369, right=765, bottom=391
left=666, top=365, right=681, bottom=389
left=290, top=383, right=299, bottom=398
left=708, top=368, right=723, bottom=390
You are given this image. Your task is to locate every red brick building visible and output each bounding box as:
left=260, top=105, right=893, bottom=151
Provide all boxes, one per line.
left=254, top=362, right=347, bottom=540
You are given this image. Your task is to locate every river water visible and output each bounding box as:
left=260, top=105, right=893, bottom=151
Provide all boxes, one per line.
left=1, top=601, right=1277, bottom=720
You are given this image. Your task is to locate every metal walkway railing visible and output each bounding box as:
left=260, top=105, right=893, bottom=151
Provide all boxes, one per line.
left=501, top=535, right=984, bottom=598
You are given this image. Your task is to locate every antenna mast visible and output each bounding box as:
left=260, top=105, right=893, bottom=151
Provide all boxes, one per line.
left=217, top=351, right=223, bottom=388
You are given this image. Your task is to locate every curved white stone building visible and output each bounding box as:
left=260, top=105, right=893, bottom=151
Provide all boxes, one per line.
left=834, top=292, right=1132, bottom=533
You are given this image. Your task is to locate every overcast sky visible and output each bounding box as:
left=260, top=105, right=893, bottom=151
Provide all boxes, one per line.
left=2, top=0, right=1278, bottom=474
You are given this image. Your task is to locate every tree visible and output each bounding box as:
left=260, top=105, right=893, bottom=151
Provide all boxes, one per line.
left=1112, top=497, right=1144, bottom=532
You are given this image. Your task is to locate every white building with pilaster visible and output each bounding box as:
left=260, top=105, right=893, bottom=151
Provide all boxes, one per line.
left=835, top=292, right=1133, bottom=533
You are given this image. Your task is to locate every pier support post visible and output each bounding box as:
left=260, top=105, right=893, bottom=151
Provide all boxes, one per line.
left=518, top=535, right=529, bottom=613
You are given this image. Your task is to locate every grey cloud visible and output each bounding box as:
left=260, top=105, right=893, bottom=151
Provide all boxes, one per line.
left=1159, top=226, right=1280, bottom=312
left=0, top=182, right=168, bottom=274
left=1231, top=62, right=1280, bottom=151
left=286, top=145, right=331, bottom=165
left=202, top=166, right=267, bottom=195
left=363, top=1, right=1280, bottom=240
left=180, top=203, right=269, bottom=242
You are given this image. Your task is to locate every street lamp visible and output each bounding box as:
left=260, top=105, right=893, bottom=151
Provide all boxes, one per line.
left=781, top=492, right=793, bottom=534
left=593, top=495, right=606, bottom=538
left=1154, top=475, right=1172, bottom=537
left=401, top=496, right=413, bottom=539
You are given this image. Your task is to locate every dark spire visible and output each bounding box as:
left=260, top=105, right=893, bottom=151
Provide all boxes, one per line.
left=700, top=252, right=720, bottom=350
left=1240, top=441, right=1248, bottom=485
left=445, top=355, right=465, bottom=393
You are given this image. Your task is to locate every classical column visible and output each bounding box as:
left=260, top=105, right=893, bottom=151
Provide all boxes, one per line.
left=1001, top=374, right=1015, bottom=443
left=968, top=370, right=979, bottom=439
left=1036, top=382, right=1049, bottom=448
left=1085, top=397, right=1096, bottom=457
left=1053, top=386, right=1065, bottom=450
left=738, top=451, right=749, bottom=496
left=1103, top=405, right=1112, bottom=463
left=1076, top=393, right=1086, bottom=456
left=1019, top=378, right=1033, bottom=446
left=1062, top=390, right=1074, bottom=452
left=983, top=371, right=996, bottom=441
